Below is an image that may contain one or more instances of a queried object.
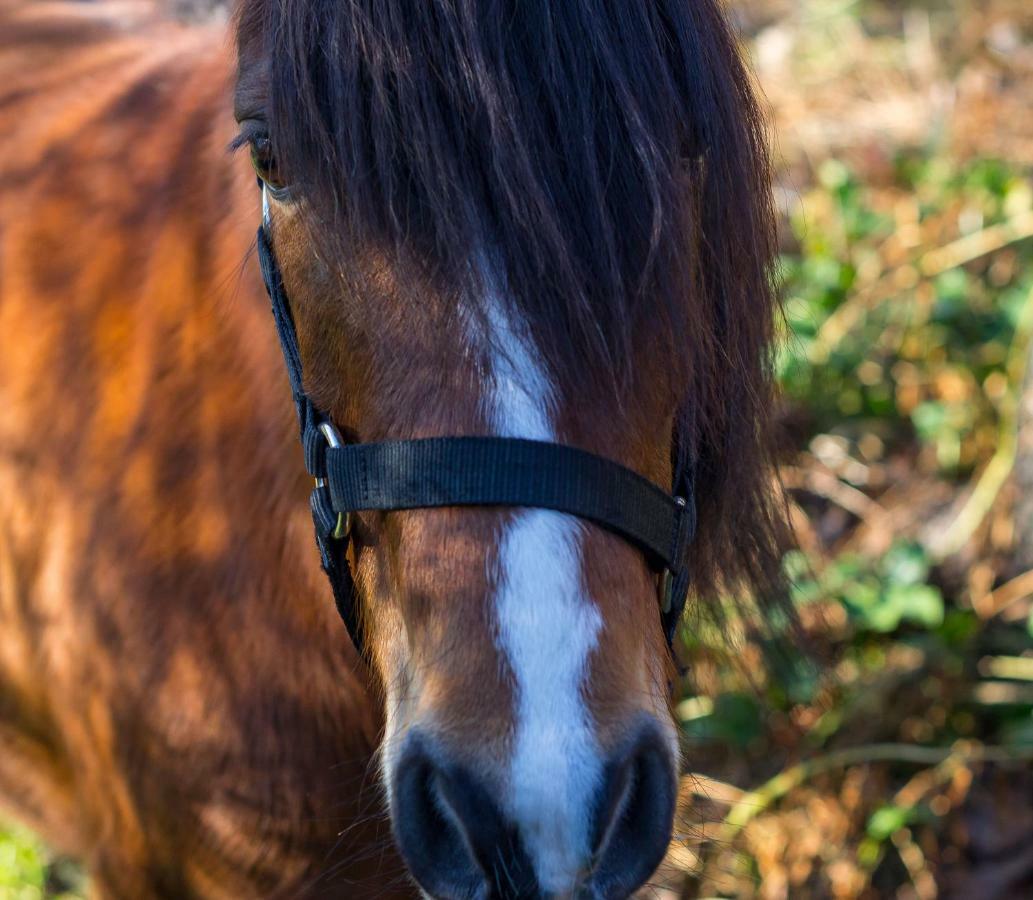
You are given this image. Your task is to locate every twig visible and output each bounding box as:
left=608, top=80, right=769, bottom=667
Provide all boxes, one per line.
left=679, top=773, right=745, bottom=807
left=807, top=210, right=1033, bottom=366
left=870, top=760, right=961, bottom=897
left=919, top=210, right=1033, bottom=277
left=807, top=267, right=914, bottom=365
left=892, top=743, right=970, bottom=809
left=893, top=827, right=938, bottom=900
left=971, top=567, right=1033, bottom=619
left=926, top=279, right=1033, bottom=560
left=709, top=741, right=1033, bottom=849
left=782, top=465, right=886, bottom=522
left=788, top=497, right=826, bottom=562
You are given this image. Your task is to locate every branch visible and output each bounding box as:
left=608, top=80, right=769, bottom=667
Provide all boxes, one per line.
left=706, top=741, right=1033, bottom=847
left=926, top=279, right=1033, bottom=560
left=807, top=210, right=1033, bottom=366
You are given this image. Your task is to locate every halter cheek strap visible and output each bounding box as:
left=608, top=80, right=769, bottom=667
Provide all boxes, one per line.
left=255, top=193, right=696, bottom=655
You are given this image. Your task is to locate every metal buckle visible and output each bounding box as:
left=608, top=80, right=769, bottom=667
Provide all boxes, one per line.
left=659, top=569, right=674, bottom=614
left=659, top=496, right=688, bottom=614
left=315, top=421, right=351, bottom=540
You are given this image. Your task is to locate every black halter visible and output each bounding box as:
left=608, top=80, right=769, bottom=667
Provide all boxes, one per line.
left=255, top=199, right=696, bottom=655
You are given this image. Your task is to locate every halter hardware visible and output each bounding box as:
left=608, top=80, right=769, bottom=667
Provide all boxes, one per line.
left=315, top=422, right=351, bottom=540
left=658, top=496, right=687, bottom=615
left=255, top=199, right=697, bottom=656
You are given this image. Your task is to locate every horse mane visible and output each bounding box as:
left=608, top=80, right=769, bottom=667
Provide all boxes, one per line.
left=236, top=0, right=791, bottom=622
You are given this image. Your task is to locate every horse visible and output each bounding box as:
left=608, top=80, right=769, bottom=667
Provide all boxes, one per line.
left=0, top=0, right=788, bottom=897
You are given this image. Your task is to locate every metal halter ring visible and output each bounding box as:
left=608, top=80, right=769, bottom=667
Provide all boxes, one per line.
left=315, top=421, right=352, bottom=540
left=659, top=496, right=687, bottom=614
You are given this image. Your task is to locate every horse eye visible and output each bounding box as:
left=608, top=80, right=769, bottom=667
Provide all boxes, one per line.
left=249, top=136, right=286, bottom=191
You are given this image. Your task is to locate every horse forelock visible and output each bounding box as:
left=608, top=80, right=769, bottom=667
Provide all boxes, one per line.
left=236, top=0, right=791, bottom=617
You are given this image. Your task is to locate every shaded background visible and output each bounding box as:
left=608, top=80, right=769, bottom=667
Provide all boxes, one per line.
left=1, top=0, right=1031, bottom=897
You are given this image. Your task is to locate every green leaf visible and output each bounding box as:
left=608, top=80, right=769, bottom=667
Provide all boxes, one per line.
left=866, top=805, right=912, bottom=841
left=888, top=583, right=945, bottom=629
left=682, top=692, right=763, bottom=749
left=881, top=541, right=930, bottom=586
left=861, top=601, right=904, bottom=633
left=0, top=823, right=45, bottom=893
left=911, top=401, right=947, bottom=443
left=843, top=577, right=881, bottom=610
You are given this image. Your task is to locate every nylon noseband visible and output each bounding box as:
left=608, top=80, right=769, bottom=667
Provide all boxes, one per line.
left=255, top=195, right=696, bottom=655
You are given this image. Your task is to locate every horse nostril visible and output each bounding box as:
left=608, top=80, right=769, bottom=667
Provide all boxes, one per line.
left=589, top=724, right=677, bottom=899
left=391, top=738, right=483, bottom=899
left=392, top=728, right=675, bottom=900
left=391, top=735, right=536, bottom=899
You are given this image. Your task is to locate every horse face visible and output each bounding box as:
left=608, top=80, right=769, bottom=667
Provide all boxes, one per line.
left=233, top=0, right=789, bottom=889
left=253, top=193, right=679, bottom=898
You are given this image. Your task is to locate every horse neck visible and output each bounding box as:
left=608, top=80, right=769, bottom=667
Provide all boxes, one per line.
left=151, top=56, right=369, bottom=671
left=1, top=2, right=366, bottom=681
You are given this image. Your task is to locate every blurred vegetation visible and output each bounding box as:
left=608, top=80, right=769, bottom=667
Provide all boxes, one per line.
left=2, top=0, right=1032, bottom=898
left=0, top=823, right=84, bottom=900
left=659, top=0, right=1033, bottom=897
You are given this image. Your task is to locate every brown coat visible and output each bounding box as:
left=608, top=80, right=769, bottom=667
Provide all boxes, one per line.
left=0, top=3, right=405, bottom=896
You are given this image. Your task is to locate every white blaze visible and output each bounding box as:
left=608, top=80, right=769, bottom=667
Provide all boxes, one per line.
left=481, top=267, right=603, bottom=892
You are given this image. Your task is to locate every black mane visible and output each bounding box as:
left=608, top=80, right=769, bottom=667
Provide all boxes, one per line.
left=237, top=0, right=789, bottom=616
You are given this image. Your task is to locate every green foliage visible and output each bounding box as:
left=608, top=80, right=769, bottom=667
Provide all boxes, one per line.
left=778, top=153, right=1033, bottom=473
left=682, top=692, right=765, bottom=749
left=682, top=131, right=1033, bottom=894
left=866, top=804, right=914, bottom=841
left=0, top=826, right=46, bottom=900
left=795, top=542, right=945, bottom=633
left=0, top=824, right=85, bottom=900
left=688, top=155, right=1033, bottom=759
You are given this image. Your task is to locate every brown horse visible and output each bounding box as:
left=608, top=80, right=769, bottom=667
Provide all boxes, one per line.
left=0, top=1, right=787, bottom=897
